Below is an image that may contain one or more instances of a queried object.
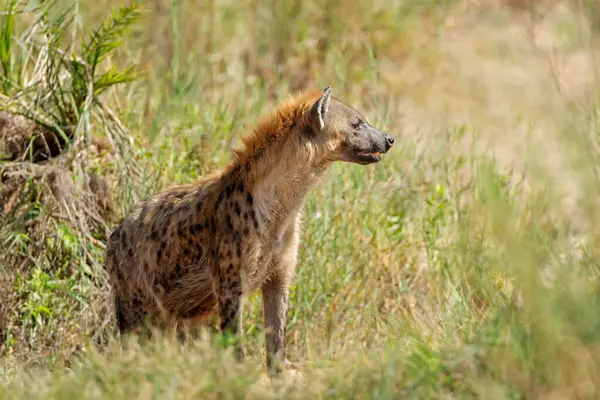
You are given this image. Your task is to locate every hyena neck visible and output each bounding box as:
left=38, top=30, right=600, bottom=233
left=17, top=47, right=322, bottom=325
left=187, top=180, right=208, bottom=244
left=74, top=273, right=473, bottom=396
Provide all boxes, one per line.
left=234, top=129, right=331, bottom=231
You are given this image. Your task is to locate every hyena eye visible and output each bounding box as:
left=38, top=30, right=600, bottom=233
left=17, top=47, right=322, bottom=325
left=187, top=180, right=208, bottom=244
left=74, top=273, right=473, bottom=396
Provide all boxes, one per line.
left=352, top=120, right=363, bottom=130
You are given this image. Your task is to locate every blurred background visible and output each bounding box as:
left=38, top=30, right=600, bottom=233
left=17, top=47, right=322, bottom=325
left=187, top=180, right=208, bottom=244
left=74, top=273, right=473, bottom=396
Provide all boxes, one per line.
left=2, top=0, right=600, bottom=398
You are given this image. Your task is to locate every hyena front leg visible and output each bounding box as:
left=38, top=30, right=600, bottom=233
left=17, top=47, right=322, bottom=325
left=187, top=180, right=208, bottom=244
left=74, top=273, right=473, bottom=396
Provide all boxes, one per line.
left=262, top=275, right=290, bottom=374
left=216, top=265, right=244, bottom=360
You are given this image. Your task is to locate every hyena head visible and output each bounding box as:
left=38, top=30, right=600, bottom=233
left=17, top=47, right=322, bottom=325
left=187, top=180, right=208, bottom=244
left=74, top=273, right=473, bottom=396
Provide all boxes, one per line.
left=307, top=85, right=394, bottom=165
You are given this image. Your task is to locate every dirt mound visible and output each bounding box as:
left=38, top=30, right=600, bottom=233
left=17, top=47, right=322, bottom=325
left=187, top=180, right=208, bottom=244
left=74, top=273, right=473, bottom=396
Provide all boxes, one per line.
left=0, top=113, right=120, bottom=359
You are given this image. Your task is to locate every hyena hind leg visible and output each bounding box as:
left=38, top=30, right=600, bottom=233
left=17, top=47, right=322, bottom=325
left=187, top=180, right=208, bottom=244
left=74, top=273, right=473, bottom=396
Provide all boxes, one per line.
left=114, top=294, right=155, bottom=340
left=216, top=272, right=244, bottom=360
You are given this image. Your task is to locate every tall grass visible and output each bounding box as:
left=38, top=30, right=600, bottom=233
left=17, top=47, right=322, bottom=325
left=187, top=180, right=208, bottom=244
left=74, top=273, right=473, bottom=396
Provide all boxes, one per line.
left=2, top=0, right=600, bottom=398
left=0, top=0, right=145, bottom=371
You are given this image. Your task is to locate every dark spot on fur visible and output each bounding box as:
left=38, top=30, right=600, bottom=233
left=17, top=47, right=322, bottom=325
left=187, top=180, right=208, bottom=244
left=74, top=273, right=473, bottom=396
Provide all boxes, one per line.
left=211, top=219, right=216, bottom=233
left=226, top=185, right=232, bottom=198
left=227, top=263, right=234, bottom=273
left=193, top=223, right=202, bottom=233
left=234, top=202, right=241, bottom=216
left=196, top=199, right=204, bottom=212
left=226, top=215, right=233, bottom=230
left=152, top=220, right=162, bottom=235
left=226, top=311, right=236, bottom=325
left=153, top=273, right=161, bottom=285
left=128, top=248, right=133, bottom=258
left=132, top=296, right=145, bottom=309
left=243, top=227, right=249, bottom=235
left=115, top=267, right=125, bottom=282
left=157, top=248, right=163, bottom=260
left=151, top=230, right=158, bottom=240
left=215, top=192, right=224, bottom=211
left=160, top=209, right=172, bottom=226
left=188, top=238, right=194, bottom=246
left=250, top=209, right=259, bottom=229
left=243, top=212, right=249, bottom=220
left=160, top=280, right=172, bottom=292
left=139, top=204, right=149, bottom=221
left=184, top=248, right=190, bottom=256
left=237, top=182, right=244, bottom=193
left=162, top=262, right=186, bottom=289
left=247, top=193, right=253, bottom=206
left=236, top=243, right=242, bottom=258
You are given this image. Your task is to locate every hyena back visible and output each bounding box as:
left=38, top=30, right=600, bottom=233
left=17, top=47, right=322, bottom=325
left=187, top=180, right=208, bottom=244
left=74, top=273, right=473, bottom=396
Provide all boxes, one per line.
left=105, top=85, right=394, bottom=373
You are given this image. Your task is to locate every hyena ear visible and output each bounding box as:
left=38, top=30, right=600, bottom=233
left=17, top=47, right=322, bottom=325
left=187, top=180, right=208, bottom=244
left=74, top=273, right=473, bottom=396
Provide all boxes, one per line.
left=309, top=85, right=332, bottom=131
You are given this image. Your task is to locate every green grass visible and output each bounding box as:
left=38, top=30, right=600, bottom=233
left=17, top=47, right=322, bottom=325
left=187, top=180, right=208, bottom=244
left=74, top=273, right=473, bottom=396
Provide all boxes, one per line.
left=2, top=0, right=600, bottom=398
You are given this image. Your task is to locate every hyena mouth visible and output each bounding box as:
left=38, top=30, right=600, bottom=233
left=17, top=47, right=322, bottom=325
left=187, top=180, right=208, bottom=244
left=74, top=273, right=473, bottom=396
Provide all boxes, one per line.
left=355, top=151, right=382, bottom=163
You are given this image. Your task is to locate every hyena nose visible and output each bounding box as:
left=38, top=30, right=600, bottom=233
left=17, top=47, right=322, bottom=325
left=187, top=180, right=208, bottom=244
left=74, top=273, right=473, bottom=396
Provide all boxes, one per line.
left=385, top=133, right=394, bottom=150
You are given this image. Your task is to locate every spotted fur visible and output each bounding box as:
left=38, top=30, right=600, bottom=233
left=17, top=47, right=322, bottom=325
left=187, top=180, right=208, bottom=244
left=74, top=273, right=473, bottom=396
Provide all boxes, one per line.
left=105, top=85, right=394, bottom=373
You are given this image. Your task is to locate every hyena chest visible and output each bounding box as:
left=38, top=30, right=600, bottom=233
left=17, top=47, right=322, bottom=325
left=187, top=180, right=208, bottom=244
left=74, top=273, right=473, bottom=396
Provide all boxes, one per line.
left=238, top=239, right=274, bottom=292
left=239, top=227, right=297, bottom=292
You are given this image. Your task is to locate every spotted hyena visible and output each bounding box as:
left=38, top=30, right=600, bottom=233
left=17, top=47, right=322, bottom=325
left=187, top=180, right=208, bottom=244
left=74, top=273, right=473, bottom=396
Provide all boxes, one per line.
left=105, top=85, right=394, bottom=373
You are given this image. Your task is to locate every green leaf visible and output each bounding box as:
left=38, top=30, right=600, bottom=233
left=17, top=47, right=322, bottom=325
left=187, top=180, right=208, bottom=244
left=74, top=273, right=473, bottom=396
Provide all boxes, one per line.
left=93, top=65, right=141, bottom=95
left=82, top=1, right=143, bottom=73
left=0, top=0, right=17, bottom=92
